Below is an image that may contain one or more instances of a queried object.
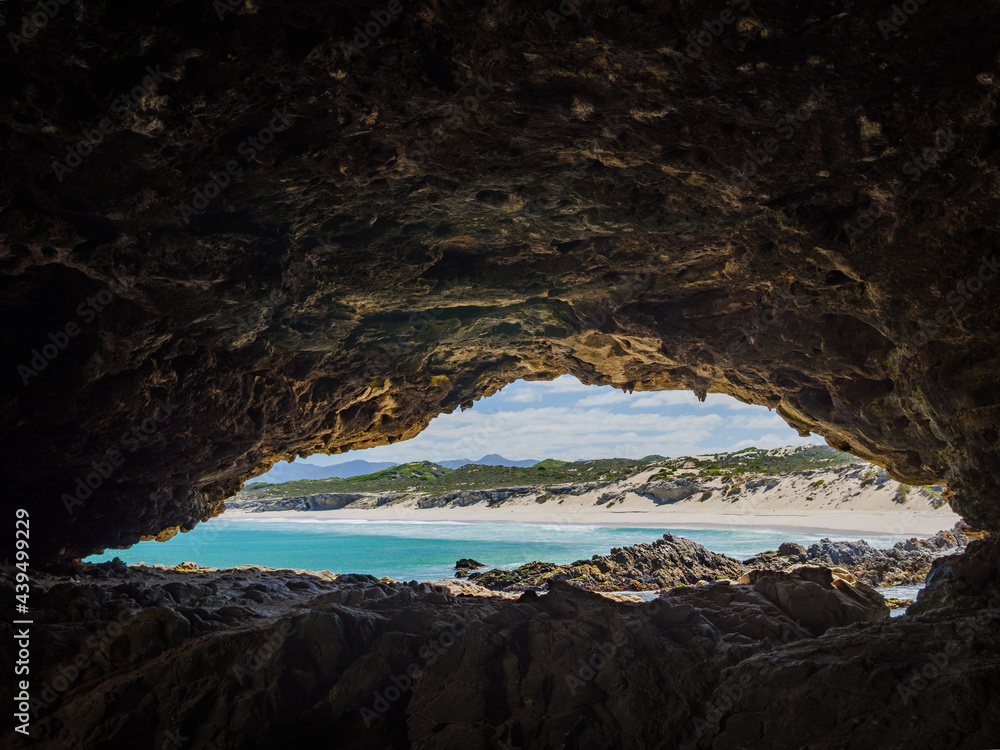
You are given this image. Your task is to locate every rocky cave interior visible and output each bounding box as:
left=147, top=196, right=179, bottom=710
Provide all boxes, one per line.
left=2, top=0, right=1000, bottom=747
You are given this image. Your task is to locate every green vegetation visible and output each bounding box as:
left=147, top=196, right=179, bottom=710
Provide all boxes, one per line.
left=809, top=479, right=825, bottom=488
left=671, top=446, right=854, bottom=478
left=894, top=485, right=910, bottom=504
left=235, top=457, right=656, bottom=500
left=534, top=458, right=569, bottom=470
left=232, top=445, right=861, bottom=503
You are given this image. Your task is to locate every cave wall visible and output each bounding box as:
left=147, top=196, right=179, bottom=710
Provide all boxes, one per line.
left=1, top=0, right=999, bottom=564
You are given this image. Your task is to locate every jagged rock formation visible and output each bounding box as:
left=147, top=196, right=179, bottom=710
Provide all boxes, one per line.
left=735, top=565, right=888, bottom=635
left=744, top=527, right=973, bottom=585
left=2, top=560, right=893, bottom=749
left=2, top=0, right=1000, bottom=566
left=702, top=536, right=1000, bottom=749
left=465, top=533, right=748, bottom=591
left=460, top=529, right=969, bottom=593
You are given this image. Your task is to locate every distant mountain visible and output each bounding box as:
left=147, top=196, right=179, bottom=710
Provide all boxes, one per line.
left=247, top=459, right=398, bottom=484
left=437, top=454, right=539, bottom=469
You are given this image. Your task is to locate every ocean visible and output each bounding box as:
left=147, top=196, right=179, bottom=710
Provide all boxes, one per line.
left=85, top=516, right=919, bottom=589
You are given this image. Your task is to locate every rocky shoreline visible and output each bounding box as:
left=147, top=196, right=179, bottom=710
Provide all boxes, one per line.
left=460, top=527, right=974, bottom=593
left=4, top=535, right=998, bottom=749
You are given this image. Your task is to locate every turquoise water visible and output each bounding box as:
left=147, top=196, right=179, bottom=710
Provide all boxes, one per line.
left=86, top=516, right=917, bottom=584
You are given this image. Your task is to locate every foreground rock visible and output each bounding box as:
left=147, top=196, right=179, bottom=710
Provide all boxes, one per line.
left=0, top=561, right=870, bottom=749
left=5, top=543, right=1000, bottom=750
left=744, top=527, right=973, bottom=586
left=701, top=536, right=1000, bottom=749
left=466, top=533, right=747, bottom=592
left=737, top=566, right=888, bottom=635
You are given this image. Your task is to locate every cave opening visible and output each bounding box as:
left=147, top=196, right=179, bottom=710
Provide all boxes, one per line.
left=4, top=0, right=1000, bottom=745
left=83, top=376, right=961, bottom=601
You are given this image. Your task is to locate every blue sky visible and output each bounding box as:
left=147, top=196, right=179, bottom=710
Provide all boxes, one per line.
left=290, top=376, right=815, bottom=467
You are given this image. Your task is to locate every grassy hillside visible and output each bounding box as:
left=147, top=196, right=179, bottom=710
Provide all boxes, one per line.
left=233, top=445, right=857, bottom=501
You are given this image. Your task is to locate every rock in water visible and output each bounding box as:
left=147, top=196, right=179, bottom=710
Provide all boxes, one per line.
left=468, top=532, right=747, bottom=591
left=744, top=527, right=973, bottom=586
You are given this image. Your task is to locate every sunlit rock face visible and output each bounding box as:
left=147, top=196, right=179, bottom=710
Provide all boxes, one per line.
left=1, top=0, right=999, bottom=564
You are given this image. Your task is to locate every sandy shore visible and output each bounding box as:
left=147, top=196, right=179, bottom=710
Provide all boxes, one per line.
left=223, top=504, right=960, bottom=537
left=226, top=464, right=962, bottom=537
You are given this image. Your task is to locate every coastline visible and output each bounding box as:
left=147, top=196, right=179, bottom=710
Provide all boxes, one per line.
left=222, top=506, right=960, bottom=537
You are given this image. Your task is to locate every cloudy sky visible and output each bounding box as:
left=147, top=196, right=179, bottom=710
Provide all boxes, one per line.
left=291, top=375, right=816, bottom=467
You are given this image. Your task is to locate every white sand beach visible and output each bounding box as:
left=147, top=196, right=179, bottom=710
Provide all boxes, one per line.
left=226, top=465, right=961, bottom=537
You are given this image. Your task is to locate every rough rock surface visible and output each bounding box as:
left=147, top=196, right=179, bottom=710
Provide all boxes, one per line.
left=700, top=538, right=1000, bottom=749
left=466, top=532, right=748, bottom=591
left=0, top=560, right=883, bottom=749
left=737, top=565, right=888, bottom=635
left=2, top=1, right=1000, bottom=565
left=745, top=527, right=972, bottom=585
left=6, top=551, right=1000, bottom=750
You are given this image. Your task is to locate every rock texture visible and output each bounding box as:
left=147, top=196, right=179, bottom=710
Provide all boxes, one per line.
left=0, top=560, right=882, bottom=749
left=466, top=532, right=748, bottom=591
left=2, top=1, right=1000, bottom=565
left=744, top=527, right=973, bottom=586
left=736, top=565, right=888, bottom=635
left=5, top=551, right=999, bottom=750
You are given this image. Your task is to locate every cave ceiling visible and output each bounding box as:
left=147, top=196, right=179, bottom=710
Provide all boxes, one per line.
left=1, top=0, right=999, bottom=565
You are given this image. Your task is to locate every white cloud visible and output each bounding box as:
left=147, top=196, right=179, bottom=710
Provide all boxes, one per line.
left=726, top=432, right=814, bottom=452
left=629, top=391, right=703, bottom=409
left=285, top=377, right=813, bottom=467
left=511, top=375, right=595, bottom=394
left=577, top=391, right=633, bottom=407
left=506, top=390, right=542, bottom=403
left=725, top=413, right=791, bottom=430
